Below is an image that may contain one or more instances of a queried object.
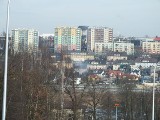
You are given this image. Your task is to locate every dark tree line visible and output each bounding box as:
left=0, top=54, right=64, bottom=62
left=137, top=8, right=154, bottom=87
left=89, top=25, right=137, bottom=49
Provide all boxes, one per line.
left=0, top=52, right=58, bottom=120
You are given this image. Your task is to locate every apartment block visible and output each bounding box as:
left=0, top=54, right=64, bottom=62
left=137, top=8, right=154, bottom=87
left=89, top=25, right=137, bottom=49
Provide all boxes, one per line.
left=12, top=29, right=39, bottom=53
left=142, top=41, right=160, bottom=54
left=54, top=27, right=82, bottom=52
left=87, top=27, right=113, bottom=51
left=113, top=42, right=134, bottom=55
left=95, top=42, right=134, bottom=55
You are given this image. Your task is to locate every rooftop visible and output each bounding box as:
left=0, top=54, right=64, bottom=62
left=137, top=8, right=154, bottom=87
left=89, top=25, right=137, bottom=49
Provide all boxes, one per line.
left=107, top=51, right=127, bottom=56
left=135, top=57, right=157, bottom=63
left=154, top=37, right=160, bottom=41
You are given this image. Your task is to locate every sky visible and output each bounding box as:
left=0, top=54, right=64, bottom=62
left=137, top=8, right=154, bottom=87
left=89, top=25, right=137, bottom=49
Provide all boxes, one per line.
left=0, top=0, right=160, bottom=37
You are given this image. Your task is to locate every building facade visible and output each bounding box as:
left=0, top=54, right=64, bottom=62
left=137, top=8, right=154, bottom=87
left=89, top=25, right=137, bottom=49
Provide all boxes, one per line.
left=12, top=29, right=39, bottom=53
left=95, top=42, right=134, bottom=55
left=142, top=41, right=160, bottom=54
left=107, top=52, right=127, bottom=61
left=54, top=27, right=82, bottom=52
left=135, top=55, right=157, bottom=68
left=113, top=42, right=134, bottom=55
left=64, top=52, right=94, bottom=62
left=87, top=27, right=113, bottom=52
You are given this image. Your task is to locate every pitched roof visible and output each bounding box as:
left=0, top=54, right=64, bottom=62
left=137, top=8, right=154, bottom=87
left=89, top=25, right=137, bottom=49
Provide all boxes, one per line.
left=107, top=70, right=139, bottom=79
left=135, top=57, right=157, bottom=63
left=86, top=59, right=106, bottom=65
left=154, top=37, right=160, bottom=41
left=113, top=60, right=135, bottom=65
left=107, top=70, right=123, bottom=76
left=107, top=51, right=127, bottom=56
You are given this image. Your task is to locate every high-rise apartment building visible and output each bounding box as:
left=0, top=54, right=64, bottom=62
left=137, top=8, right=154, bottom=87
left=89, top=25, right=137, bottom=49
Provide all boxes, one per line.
left=12, top=29, right=39, bottom=53
left=87, top=27, right=113, bottom=51
left=54, top=27, right=82, bottom=52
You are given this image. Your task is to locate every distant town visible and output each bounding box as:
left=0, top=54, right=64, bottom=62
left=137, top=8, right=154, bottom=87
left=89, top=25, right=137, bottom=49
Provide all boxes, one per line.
left=1, top=26, right=160, bottom=119
left=1, top=26, right=160, bottom=86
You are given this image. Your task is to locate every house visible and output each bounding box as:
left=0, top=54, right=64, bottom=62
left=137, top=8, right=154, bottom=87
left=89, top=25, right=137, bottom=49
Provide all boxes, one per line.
left=92, top=69, right=106, bottom=78
left=112, top=60, right=135, bottom=72
left=53, top=61, right=73, bottom=69
left=122, top=73, right=139, bottom=80
left=64, top=51, right=94, bottom=62
left=153, top=36, right=160, bottom=41
left=107, top=70, right=139, bottom=80
left=130, top=67, right=141, bottom=76
left=106, top=51, right=127, bottom=61
left=88, top=74, right=101, bottom=81
left=107, top=70, right=123, bottom=79
left=86, top=59, right=106, bottom=70
left=135, top=55, right=157, bottom=68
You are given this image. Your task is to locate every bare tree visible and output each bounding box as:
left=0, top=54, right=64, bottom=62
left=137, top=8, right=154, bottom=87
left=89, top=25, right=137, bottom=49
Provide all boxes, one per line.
left=6, top=52, right=58, bottom=120
left=101, top=91, right=115, bottom=120
left=64, top=68, right=86, bottom=120
left=85, top=81, right=106, bottom=120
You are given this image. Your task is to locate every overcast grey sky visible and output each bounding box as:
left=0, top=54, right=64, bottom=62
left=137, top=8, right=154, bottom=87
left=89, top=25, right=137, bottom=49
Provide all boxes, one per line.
left=0, top=0, right=160, bottom=37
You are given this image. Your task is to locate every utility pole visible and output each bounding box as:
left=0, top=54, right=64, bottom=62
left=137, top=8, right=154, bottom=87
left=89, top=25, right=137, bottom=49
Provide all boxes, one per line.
left=2, top=0, right=10, bottom=120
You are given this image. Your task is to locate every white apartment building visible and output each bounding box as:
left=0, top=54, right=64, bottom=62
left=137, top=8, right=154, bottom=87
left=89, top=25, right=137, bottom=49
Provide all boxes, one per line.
left=142, top=41, right=160, bottom=54
left=95, top=42, right=134, bottom=55
left=87, top=27, right=113, bottom=51
left=12, top=29, right=39, bottom=53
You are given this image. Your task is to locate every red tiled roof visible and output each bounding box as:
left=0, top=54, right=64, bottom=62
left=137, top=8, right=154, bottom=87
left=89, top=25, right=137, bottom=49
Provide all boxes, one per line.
left=107, top=70, right=123, bottom=76
left=154, top=37, right=160, bottom=41
left=88, top=74, right=100, bottom=78
left=88, top=74, right=100, bottom=80
left=107, top=70, right=139, bottom=80
left=122, top=73, right=138, bottom=78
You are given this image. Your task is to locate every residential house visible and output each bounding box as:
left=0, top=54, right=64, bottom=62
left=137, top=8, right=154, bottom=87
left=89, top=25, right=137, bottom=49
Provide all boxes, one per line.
left=106, top=51, right=127, bottom=61
left=107, top=70, right=139, bottom=81
left=112, top=60, right=135, bottom=72
left=135, top=55, right=157, bottom=68
left=87, top=60, right=106, bottom=70
left=64, top=51, right=94, bottom=62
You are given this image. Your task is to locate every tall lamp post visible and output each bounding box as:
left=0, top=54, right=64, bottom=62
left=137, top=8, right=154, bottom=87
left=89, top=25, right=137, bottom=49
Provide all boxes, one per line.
left=115, top=103, right=120, bottom=120
left=2, top=0, right=10, bottom=120
left=152, top=65, right=156, bottom=120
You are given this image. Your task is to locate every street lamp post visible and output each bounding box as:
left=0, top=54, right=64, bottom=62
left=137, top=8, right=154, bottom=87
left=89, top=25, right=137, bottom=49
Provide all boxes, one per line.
left=152, top=65, right=156, bottom=120
left=2, top=0, right=10, bottom=120
left=115, top=103, right=120, bottom=120
left=116, top=106, right=118, bottom=120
